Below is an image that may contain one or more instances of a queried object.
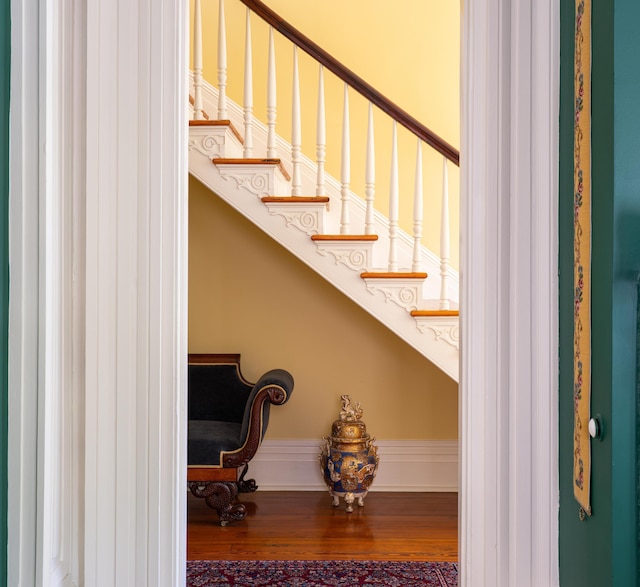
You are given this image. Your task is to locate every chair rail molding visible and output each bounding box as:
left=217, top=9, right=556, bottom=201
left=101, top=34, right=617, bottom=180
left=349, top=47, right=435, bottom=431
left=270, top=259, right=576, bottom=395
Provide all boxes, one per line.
left=461, top=0, right=559, bottom=586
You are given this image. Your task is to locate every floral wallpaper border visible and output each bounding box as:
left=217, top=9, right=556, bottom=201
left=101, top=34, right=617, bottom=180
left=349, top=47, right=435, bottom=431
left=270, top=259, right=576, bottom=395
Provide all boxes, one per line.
left=573, top=0, right=592, bottom=517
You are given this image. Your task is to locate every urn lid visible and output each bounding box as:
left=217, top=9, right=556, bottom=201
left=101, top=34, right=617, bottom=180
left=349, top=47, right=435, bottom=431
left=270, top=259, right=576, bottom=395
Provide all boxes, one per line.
left=330, top=395, right=369, bottom=440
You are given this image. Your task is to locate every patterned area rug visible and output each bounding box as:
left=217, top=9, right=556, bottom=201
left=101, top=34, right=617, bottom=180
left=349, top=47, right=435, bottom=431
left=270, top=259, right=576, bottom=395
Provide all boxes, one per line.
left=187, top=560, right=458, bottom=586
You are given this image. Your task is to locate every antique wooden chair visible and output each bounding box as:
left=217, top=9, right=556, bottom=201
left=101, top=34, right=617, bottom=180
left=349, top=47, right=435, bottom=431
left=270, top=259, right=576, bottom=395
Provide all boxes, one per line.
left=187, top=353, right=294, bottom=525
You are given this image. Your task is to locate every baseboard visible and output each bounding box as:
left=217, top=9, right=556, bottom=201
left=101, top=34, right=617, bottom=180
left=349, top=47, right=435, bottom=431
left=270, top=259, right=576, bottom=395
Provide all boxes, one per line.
left=248, top=439, right=458, bottom=492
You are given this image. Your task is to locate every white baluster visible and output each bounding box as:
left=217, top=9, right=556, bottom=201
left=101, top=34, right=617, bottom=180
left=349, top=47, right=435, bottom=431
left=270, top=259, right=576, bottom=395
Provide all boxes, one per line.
left=365, top=102, right=375, bottom=235
left=193, top=0, right=204, bottom=120
left=316, top=65, right=326, bottom=197
left=266, top=26, right=277, bottom=158
left=388, top=121, right=399, bottom=271
left=217, top=0, right=228, bottom=119
left=412, top=140, right=423, bottom=272
left=439, top=158, right=451, bottom=309
left=291, top=46, right=302, bottom=195
left=340, top=84, right=351, bottom=234
left=243, top=8, right=254, bottom=157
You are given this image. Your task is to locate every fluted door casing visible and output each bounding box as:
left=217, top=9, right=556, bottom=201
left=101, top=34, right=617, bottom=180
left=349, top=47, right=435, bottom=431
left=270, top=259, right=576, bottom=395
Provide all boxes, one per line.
left=84, top=0, right=189, bottom=583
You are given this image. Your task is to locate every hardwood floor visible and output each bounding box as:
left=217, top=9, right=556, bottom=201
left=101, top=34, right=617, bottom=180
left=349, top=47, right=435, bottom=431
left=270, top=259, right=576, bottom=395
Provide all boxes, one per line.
left=187, top=491, right=458, bottom=562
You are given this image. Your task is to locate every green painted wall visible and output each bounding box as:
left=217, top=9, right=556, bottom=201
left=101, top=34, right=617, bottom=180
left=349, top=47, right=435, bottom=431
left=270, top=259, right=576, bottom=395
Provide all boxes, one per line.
left=0, top=0, right=8, bottom=580
left=612, top=1, right=640, bottom=583
left=559, top=0, right=639, bottom=585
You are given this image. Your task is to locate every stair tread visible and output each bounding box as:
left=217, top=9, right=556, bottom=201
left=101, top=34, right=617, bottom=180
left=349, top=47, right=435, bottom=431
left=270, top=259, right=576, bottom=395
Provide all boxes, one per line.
left=360, top=272, right=428, bottom=279
left=262, top=196, right=330, bottom=203
left=411, top=309, right=459, bottom=317
left=212, top=158, right=291, bottom=181
left=189, top=119, right=245, bottom=145
left=213, top=157, right=281, bottom=163
left=189, top=119, right=230, bottom=126
left=311, top=234, right=378, bottom=241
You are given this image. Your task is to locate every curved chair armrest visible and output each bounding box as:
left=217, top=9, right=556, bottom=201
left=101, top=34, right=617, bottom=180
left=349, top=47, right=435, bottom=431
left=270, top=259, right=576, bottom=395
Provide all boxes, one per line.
left=221, top=369, right=294, bottom=468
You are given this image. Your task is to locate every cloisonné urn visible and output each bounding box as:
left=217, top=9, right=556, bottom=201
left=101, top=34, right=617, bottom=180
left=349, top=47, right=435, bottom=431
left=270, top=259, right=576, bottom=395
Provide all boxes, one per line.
left=319, top=395, right=379, bottom=512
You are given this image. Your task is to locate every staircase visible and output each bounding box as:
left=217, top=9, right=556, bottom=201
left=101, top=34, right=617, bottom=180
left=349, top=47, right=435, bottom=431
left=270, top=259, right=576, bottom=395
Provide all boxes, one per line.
left=188, top=0, right=460, bottom=381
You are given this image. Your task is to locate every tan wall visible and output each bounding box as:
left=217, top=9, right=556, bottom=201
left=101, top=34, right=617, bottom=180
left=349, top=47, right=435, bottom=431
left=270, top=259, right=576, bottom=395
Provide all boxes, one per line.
left=189, top=176, right=458, bottom=440
left=190, top=0, right=460, bottom=269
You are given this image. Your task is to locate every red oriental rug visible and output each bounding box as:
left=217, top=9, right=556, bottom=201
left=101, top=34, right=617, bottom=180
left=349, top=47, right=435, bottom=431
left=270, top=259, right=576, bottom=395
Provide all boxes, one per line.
left=186, top=560, right=458, bottom=586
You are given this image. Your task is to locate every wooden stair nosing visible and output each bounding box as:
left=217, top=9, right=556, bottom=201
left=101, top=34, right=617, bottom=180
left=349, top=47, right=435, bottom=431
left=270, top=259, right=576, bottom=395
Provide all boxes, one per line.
left=262, top=196, right=330, bottom=204
left=189, top=119, right=229, bottom=126
left=360, top=272, right=428, bottom=279
left=311, top=234, right=378, bottom=242
left=212, top=158, right=291, bottom=182
left=411, top=309, right=459, bottom=317
left=189, top=119, right=245, bottom=145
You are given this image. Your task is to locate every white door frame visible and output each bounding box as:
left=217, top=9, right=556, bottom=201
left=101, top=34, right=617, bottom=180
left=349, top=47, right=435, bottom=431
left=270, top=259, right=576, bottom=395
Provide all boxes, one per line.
left=8, top=0, right=559, bottom=585
left=9, top=0, right=188, bottom=584
left=460, top=1, right=559, bottom=585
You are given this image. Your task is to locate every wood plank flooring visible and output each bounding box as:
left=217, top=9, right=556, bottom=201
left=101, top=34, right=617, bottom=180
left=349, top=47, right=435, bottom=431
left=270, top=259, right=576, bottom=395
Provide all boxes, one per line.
left=187, top=491, right=458, bottom=562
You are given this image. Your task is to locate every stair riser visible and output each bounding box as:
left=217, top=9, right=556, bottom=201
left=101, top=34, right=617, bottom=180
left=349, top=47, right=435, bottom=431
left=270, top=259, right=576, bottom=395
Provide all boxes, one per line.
left=188, top=126, right=243, bottom=159
left=263, top=202, right=327, bottom=235
left=361, top=278, right=425, bottom=312
left=314, top=241, right=376, bottom=272
left=215, top=163, right=290, bottom=198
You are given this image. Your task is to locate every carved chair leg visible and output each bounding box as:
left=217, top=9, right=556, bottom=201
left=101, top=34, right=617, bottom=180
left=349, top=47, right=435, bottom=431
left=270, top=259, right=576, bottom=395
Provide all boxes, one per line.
left=188, top=481, right=247, bottom=526
left=237, top=464, right=258, bottom=493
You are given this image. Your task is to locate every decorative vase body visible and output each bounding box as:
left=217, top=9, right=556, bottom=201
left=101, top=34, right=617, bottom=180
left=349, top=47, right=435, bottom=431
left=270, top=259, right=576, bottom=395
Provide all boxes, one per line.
left=319, top=396, right=379, bottom=512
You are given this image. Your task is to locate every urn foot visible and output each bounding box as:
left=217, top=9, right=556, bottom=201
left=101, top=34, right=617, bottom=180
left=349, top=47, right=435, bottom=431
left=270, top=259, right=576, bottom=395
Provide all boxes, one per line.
left=328, top=489, right=369, bottom=512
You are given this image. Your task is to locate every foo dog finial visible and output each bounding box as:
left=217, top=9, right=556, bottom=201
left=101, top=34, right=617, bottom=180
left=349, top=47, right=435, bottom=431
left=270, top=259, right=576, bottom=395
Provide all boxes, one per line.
left=339, top=394, right=363, bottom=422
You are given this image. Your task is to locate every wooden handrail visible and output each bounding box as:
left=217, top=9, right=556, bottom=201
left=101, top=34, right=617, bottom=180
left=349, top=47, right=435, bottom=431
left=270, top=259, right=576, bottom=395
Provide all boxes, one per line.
left=238, top=0, right=460, bottom=166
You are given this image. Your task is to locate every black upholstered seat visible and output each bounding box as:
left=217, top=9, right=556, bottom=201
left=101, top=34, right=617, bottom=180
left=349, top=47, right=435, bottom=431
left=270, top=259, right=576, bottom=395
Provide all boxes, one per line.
left=188, top=420, right=242, bottom=466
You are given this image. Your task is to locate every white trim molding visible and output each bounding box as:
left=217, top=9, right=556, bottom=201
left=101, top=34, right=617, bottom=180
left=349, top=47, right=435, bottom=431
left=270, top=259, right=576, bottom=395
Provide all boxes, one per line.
left=250, top=439, right=458, bottom=492
left=461, top=0, right=559, bottom=586
left=9, top=0, right=45, bottom=583
left=84, top=0, right=188, bottom=584
left=9, top=0, right=189, bottom=585
left=9, top=0, right=88, bottom=583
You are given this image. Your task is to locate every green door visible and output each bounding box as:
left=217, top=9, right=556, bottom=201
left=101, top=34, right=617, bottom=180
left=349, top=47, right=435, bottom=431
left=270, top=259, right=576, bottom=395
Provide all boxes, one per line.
left=0, top=0, right=9, bottom=581
left=559, top=0, right=640, bottom=585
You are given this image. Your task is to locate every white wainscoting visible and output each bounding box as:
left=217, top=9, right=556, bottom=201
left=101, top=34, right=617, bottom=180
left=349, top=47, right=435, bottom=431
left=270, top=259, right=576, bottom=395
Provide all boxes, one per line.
left=249, top=439, right=458, bottom=492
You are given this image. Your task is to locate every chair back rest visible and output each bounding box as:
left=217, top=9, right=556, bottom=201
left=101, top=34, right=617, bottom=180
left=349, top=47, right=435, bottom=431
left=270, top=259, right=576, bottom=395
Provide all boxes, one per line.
left=188, top=358, right=252, bottom=423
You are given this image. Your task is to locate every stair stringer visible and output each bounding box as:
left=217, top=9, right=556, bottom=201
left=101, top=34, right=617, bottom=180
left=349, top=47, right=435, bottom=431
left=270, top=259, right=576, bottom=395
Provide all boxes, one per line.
left=188, top=73, right=460, bottom=307
left=189, top=149, right=459, bottom=381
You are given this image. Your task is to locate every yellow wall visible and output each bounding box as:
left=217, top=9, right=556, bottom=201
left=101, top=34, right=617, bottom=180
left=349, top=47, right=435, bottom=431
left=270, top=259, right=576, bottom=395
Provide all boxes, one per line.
left=261, top=0, right=460, bottom=145
left=189, top=176, right=458, bottom=440
left=190, top=0, right=460, bottom=269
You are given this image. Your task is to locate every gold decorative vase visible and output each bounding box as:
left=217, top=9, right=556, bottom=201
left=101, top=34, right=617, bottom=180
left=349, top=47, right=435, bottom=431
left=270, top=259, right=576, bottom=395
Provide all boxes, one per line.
left=319, top=395, right=379, bottom=512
